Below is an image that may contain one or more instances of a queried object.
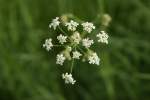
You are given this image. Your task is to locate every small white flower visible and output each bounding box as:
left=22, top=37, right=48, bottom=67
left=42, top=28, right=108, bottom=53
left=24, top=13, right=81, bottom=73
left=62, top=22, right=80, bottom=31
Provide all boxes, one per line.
left=96, top=31, right=109, bottom=44
left=62, top=73, right=76, bottom=84
left=70, top=31, right=81, bottom=44
left=65, top=20, right=79, bottom=31
left=57, top=34, right=67, bottom=44
left=72, top=51, right=82, bottom=59
left=56, top=54, right=66, bottom=65
left=49, top=17, right=60, bottom=30
left=88, top=52, right=100, bottom=65
left=43, top=38, right=53, bottom=51
left=82, top=38, right=94, bottom=48
left=82, top=22, right=95, bottom=33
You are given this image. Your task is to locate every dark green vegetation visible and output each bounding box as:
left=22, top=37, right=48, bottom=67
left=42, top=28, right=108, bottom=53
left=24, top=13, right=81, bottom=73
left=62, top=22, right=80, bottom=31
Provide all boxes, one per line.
left=0, top=0, right=150, bottom=100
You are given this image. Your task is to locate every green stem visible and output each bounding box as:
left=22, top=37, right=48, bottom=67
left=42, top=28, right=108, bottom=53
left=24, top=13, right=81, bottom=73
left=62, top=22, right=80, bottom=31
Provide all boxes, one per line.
left=58, top=26, right=67, bottom=35
left=77, top=46, right=84, bottom=54
left=70, top=59, right=74, bottom=73
left=81, top=31, right=87, bottom=38
left=53, top=44, right=65, bottom=47
left=70, top=46, right=77, bottom=73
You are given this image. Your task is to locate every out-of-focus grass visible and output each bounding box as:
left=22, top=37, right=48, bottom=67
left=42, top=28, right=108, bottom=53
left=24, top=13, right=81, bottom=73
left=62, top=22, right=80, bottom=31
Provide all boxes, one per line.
left=0, top=0, right=150, bottom=100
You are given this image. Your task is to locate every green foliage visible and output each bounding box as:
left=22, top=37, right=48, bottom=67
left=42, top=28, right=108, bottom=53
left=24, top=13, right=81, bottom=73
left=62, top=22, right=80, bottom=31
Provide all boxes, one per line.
left=0, top=0, right=150, bottom=100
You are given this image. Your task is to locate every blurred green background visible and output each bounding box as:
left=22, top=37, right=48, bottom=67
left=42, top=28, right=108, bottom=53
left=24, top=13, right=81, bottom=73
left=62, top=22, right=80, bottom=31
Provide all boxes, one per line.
left=0, top=0, right=150, bottom=100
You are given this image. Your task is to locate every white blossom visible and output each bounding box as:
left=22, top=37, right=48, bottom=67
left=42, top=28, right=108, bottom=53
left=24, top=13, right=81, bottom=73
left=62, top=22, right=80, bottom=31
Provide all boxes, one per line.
left=96, top=31, right=109, bottom=44
left=82, top=38, right=94, bottom=48
left=88, top=52, right=100, bottom=65
left=49, top=17, right=60, bottom=30
left=65, top=20, right=79, bottom=31
left=57, top=34, right=67, bottom=44
left=62, top=73, right=76, bottom=84
left=72, top=51, right=82, bottom=59
left=70, top=31, right=81, bottom=44
left=43, top=38, right=53, bottom=51
left=56, top=54, right=66, bottom=65
left=82, top=22, right=95, bottom=33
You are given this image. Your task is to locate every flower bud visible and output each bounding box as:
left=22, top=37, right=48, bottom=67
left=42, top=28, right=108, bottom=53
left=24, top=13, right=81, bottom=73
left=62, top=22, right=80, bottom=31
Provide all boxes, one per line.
left=101, top=14, right=112, bottom=27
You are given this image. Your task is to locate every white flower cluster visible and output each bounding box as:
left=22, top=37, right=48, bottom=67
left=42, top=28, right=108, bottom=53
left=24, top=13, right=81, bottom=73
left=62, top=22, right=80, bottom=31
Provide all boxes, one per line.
left=82, top=38, right=94, bottom=48
left=82, top=22, right=95, bottom=33
left=72, top=51, right=82, bottom=59
left=65, top=20, right=79, bottom=31
left=57, top=34, right=67, bottom=44
left=62, top=73, right=76, bottom=84
left=49, top=17, right=60, bottom=30
left=43, top=17, right=109, bottom=85
left=88, top=52, right=100, bottom=65
left=56, top=54, right=66, bottom=65
left=96, top=31, right=109, bottom=44
left=43, top=38, right=53, bottom=51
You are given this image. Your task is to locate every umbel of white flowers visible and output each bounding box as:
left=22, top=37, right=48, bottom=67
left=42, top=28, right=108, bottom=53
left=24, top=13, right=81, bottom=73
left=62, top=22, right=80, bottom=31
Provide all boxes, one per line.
left=43, top=17, right=109, bottom=85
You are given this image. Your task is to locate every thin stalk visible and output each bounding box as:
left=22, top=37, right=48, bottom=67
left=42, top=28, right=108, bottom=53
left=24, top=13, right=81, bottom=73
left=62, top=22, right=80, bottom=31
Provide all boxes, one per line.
left=58, top=26, right=67, bottom=35
left=77, top=46, right=85, bottom=54
left=70, top=46, right=77, bottom=73
left=53, top=44, right=65, bottom=47
left=70, top=58, right=74, bottom=73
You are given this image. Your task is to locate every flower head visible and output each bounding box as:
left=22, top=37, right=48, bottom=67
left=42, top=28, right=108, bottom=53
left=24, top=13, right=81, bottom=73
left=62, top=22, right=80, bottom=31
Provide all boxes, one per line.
left=65, top=20, right=79, bottom=31
left=96, top=31, right=109, bottom=44
left=43, top=38, right=53, bottom=51
left=62, top=73, right=76, bottom=84
left=82, top=38, right=94, bottom=48
left=82, top=22, right=95, bottom=33
left=49, top=17, right=60, bottom=30
left=57, top=34, right=67, bottom=44
left=72, top=51, right=82, bottom=59
left=88, top=52, right=100, bottom=65
left=56, top=54, right=66, bottom=65
left=44, top=16, right=110, bottom=85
